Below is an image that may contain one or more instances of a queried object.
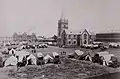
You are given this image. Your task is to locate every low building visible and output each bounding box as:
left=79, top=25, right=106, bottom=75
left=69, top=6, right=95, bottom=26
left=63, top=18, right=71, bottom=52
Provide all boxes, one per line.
left=95, top=32, right=120, bottom=42
left=13, top=32, right=37, bottom=42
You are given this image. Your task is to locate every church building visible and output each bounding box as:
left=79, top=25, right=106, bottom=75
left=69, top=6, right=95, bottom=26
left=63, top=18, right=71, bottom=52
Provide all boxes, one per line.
left=57, top=16, right=95, bottom=47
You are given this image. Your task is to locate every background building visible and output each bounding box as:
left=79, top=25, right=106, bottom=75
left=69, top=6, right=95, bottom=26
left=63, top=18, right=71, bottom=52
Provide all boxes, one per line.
left=13, top=32, right=37, bottom=42
left=57, top=17, right=95, bottom=47
left=0, top=36, right=13, bottom=43
left=95, top=32, right=120, bottom=42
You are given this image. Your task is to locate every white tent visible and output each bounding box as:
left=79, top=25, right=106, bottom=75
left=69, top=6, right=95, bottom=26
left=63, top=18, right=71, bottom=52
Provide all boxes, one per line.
left=44, top=54, right=53, bottom=64
left=97, top=51, right=109, bottom=56
left=15, top=51, right=30, bottom=62
left=85, top=55, right=92, bottom=62
left=102, top=54, right=115, bottom=65
left=4, top=56, right=17, bottom=67
left=20, top=45, right=26, bottom=49
left=9, top=48, right=16, bottom=55
left=53, top=52, right=59, bottom=58
left=37, top=52, right=44, bottom=58
left=27, top=54, right=36, bottom=65
left=75, top=50, right=84, bottom=56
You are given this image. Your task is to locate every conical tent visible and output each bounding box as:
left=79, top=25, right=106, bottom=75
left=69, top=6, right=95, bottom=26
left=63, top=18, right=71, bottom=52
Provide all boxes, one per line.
left=44, top=54, right=53, bottom=60
left=85, top=55, right=92, bottom=61
left=4, top=56, right=17, bottom=67
left=44, top=54, right=53, bottom=63
left=9, top=48, right=16, bottom=55
left=20, top=45, right=26, bottom=49
left=27, top=54, right=36, bottom=65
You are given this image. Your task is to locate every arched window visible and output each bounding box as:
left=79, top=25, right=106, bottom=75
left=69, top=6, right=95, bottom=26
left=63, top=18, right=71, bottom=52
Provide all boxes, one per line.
left=84, top=40, right=87, bottom=44
left=84, top=34, right=87, bottom=39
left=74, top=35, right=76, bottom=39
left=69, top=35, right=71, bottom=39
left=74, top=41, right=76, bottom=44
left=69, top=41, right=71, bottom=44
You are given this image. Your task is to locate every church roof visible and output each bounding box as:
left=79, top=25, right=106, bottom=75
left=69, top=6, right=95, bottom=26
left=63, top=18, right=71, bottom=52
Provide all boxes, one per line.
left=65, top=29, right=95, bottom=35
left=65, top=29, right=85, bottom=35
left=87, top=30, right=96, bottom=35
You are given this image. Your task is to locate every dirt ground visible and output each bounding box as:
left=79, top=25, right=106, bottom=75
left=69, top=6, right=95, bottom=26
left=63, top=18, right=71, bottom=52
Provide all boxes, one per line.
left=7, top=57, right=118, bottom=79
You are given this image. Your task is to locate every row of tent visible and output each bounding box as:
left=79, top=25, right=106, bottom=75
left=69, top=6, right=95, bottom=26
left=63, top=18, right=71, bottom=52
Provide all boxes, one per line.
left=0, top=43, right=48, bottom=55
left=0, top=48, right=17, bottom=55
left=1, top=48, right=119, bottom=68
left=2, top=50, right=60, bottom=67
left=68, top=50, right=120, bottom=68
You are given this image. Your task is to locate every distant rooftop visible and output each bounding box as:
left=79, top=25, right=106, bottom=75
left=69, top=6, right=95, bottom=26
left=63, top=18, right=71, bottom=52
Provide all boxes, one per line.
left=14, top=32, right=36, bottom=35
left=65, top=29, right=95, bottom=35
left=97, top=30, right=120, bottom=34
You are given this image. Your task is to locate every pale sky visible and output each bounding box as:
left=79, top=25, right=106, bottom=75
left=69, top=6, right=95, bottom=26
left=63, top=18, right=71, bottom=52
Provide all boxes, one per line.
left=0, top=0, right=120, bottom=37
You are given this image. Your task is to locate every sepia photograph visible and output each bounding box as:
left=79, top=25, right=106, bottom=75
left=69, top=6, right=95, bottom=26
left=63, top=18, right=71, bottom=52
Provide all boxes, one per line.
left=0, top=0, right=120, bottom=79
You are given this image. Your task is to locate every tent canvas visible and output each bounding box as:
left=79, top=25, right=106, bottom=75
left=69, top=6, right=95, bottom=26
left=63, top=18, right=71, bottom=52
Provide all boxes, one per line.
left=20, top=45, right=26, bottom=49
left=37, top=52, right=44, bottom=57
left=4, top=56, right=17, bottom=67
left=85, top=55, right=92, bottom=61
left=102, top=54, right=115, bottom=65
left=75, top=50, right=84, bottom=56
left=44, top=54, right=53, bottom=64
left=27, top=54, right=36, bottom=65
left=9, top=48, right=16, bottom=55
left=18, top=56, right=24, bottom=62
left=44, top=54, right=53, bottom=60
left=53, top=52, right=59, bottom=58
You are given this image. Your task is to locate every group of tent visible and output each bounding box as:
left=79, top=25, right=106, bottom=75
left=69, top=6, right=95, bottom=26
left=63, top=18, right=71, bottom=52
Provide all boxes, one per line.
left=2, top=50, right=61, bottom=67
left=68, top=50, right=120, bottom=68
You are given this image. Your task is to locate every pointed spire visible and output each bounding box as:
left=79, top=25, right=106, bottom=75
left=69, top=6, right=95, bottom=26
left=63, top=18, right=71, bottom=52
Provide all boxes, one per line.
left=60, top=8, right=64, bottom=20
left=60, top=8, right=66, bottom=21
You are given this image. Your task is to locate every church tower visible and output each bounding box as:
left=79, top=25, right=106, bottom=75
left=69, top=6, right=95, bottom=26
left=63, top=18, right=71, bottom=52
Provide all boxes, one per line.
left=58, top=15, right=68, bottom=37
left=57, top=13, right=68, bottom=47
